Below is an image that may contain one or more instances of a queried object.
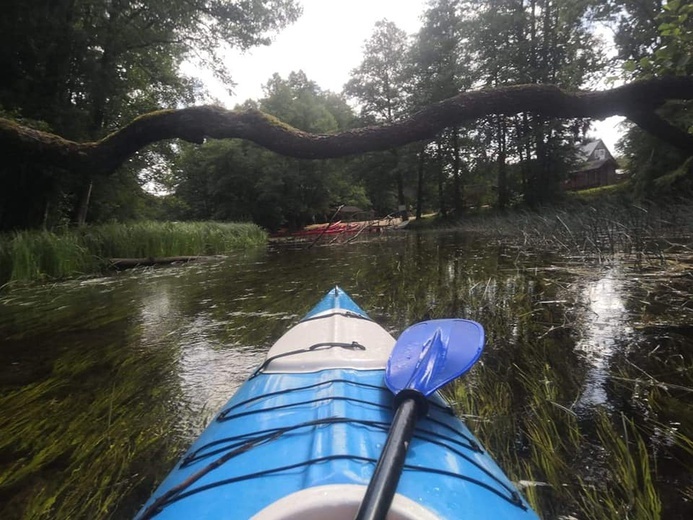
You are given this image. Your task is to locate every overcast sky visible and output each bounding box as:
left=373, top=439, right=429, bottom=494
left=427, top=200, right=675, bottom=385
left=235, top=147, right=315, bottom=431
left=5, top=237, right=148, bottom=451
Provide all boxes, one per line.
left=181, top=0, right=623, bottom=151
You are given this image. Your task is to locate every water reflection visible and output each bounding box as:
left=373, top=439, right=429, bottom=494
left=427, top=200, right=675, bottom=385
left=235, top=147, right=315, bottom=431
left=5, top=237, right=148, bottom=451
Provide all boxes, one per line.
left=138, top=285, right=177, bottom=345
left=574, top=270, right=633, bottom=411
left=174, top=313, right=266, bottom=432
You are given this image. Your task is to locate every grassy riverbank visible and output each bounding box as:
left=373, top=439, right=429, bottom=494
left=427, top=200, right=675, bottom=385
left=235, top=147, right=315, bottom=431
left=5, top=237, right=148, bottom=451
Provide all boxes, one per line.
left=0, top=221, right=267, bottom=285
left=411, top=197, right=693, bottom=262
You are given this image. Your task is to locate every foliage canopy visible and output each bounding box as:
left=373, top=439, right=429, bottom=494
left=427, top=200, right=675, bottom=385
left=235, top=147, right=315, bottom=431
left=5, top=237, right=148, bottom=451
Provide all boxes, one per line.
left=0, top=0, right=692, bottom=233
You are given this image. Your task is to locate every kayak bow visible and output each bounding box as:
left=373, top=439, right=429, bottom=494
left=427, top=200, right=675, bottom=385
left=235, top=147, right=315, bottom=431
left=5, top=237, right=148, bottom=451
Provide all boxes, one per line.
left=136, top=287, right=539, bottom=520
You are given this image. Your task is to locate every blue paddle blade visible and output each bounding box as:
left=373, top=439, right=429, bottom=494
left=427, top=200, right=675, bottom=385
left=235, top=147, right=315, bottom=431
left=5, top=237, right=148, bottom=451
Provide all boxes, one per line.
left=385, top=319, right=485, bottom=396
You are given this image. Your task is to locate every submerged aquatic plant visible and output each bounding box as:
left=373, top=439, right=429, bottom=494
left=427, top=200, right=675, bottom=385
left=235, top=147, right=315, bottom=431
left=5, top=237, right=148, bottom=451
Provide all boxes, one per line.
left=441, top=260, right=693, bottom=519
left=577, top=413, right=662, bottom=520
left=0, top=325, right=188, bottom=519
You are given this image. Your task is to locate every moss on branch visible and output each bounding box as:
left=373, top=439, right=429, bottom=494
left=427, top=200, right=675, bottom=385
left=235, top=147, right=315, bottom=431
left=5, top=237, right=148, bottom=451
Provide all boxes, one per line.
left=1, top=77, right=692, bottom=178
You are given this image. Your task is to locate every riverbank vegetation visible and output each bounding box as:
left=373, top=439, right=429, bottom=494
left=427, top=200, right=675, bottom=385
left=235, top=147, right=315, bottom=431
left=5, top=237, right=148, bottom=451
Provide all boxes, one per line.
left=0, top=222, right=266, bottom=286
left=1, top=1, right=691, bottom=235
left=406, top=175, right=693, bottom=262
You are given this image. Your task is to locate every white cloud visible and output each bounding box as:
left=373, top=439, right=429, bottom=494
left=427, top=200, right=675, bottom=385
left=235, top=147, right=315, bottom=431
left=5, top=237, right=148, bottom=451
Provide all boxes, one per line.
left=183, top=0, right=426, bottom=107
left=181, top=0, right=624, bottom=147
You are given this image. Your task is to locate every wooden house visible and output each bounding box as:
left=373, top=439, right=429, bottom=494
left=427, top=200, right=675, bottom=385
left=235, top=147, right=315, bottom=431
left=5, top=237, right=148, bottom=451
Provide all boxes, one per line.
left=563, top=139, right=619, bottom=191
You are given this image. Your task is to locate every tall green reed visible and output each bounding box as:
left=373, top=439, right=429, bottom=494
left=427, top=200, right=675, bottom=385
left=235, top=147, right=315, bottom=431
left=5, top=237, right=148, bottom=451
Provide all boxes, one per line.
left=452, top=200, right=693, bottom=263
left=0, top=221, right=267, bottom=285
left=0, top=230, right=96, bottom=285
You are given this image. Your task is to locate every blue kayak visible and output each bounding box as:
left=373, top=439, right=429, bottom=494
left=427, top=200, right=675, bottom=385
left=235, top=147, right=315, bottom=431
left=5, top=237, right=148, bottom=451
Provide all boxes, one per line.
left=136, top=287, right=539, bottom=519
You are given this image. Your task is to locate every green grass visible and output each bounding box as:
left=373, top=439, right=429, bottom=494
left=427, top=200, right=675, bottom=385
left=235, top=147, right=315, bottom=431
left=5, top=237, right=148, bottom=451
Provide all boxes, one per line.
left=0, top=221, right=267, bottom=285
left=0, top=330, right=187, bottom=519
left=449, top=362, right=667, bottom=519
left=436, top=262, right=691, bottom=519
left=570, top=181, right=631, bottom=200
left=440, top=200, right=693, bottom=262
left=411, top=193, right=693, bottom=262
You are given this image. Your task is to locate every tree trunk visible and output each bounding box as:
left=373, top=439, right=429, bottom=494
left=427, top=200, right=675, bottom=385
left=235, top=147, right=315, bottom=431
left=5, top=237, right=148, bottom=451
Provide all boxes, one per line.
left=452, top=126, right=463, bottom=215
left=529, top=0, right=537, bottom=82
left=1, top=79, right=692, bottom=177
left=437, top=139, right=447, bottom=218
left=391, top=148, right=407, bottom=220
left=533, top=116, right=548, bottom=205
left=416, top=146, right=426, bottom=220
left=42, top=200, right=50, bottom=231
left=76, top=180, right=93, bottom=227
left=497, top=116, right=508, bottom=210
left=521, top=113, right=533, bottom=203
left=75, top=1, right=118, bottom=226
left=109, top=256, right=220, bottom=269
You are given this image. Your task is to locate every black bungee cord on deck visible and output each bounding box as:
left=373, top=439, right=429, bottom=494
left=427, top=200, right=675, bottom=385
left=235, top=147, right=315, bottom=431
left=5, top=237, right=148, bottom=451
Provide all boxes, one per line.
left=248, top=341, right=366, bottom=378
left=219, top=377, right=455, bottom=417
left=138, top=382, right=525, bottom=519
left=144, top=451, right=527, bottom=519
left=183, top=415, right=481, bottom=468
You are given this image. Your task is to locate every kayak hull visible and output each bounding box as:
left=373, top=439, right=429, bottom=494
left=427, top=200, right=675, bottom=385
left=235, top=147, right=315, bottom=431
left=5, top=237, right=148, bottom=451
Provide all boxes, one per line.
left=136, top=288, right=538, bottom=519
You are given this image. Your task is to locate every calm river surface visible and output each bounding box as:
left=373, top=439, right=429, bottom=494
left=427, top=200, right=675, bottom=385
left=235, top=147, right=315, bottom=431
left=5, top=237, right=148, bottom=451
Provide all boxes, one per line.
left=1, top=231, right=691, bottom=519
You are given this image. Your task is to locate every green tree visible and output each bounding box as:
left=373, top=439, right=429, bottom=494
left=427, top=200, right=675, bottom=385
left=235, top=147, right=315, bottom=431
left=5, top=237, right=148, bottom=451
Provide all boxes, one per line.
left=466, top=0, right=528, bottom=209
left=606, top=0, right=692, bottom=196
left=345, top=20, right=414, bottom=217
left=174, top=72, right=367, bottom=231
left=345, top=20, right=411, bottom=124
left=0, top=0, right=301, bottom=137
left=0, top=0, right=301, bottom=231
left=471, top=0, right=603, bottom=206
left=257, top=72, right=362, bottom=229
left=411, top=0, right=474, bottom=216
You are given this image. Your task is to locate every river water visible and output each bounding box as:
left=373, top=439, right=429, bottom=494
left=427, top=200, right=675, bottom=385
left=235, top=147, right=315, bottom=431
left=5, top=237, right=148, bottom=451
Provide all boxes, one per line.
left=1, top=231, right=691, bottom=519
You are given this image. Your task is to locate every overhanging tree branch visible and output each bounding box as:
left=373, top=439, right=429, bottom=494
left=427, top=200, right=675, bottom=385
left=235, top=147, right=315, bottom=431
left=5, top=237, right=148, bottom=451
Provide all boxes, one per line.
left=1, top=76, right=692, bottom=177
left=623, top=109, right=693, bottom=152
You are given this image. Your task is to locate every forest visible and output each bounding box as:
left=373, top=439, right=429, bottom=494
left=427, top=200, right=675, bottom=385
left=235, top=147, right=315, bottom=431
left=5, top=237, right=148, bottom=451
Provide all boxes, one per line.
left=0, top=0, right=692, bottom=233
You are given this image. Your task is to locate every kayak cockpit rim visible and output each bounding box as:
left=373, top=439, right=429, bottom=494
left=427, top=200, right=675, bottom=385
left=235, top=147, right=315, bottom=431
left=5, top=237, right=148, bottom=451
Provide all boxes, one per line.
left=260, top=310, right=395, bottom=374
left=251, top=484, right=439, bottom=520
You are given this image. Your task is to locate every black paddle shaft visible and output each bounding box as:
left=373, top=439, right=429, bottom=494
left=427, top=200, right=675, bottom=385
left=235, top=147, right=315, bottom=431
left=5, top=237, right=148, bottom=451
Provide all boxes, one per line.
left=355, top=397, right=421, bottom=520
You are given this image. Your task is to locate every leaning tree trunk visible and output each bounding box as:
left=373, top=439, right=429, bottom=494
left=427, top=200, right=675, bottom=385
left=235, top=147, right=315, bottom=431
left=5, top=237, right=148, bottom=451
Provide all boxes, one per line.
left=75, top=180, right=93, bottom=227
